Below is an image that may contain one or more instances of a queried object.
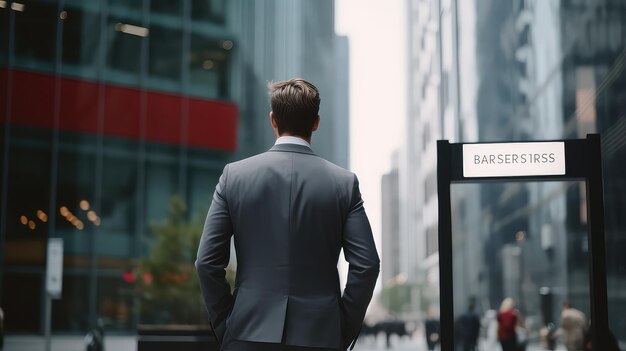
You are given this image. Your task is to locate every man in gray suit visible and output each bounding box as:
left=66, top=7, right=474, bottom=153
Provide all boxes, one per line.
left=195, top=78, right=379, bottom=351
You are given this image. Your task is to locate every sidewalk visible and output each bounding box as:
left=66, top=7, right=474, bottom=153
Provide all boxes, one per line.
left=5, top=335, right=137, bottom=351
left=6, top=334, right=578, bottom=351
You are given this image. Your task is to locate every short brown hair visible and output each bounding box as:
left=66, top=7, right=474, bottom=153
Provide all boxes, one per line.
left=268, top=78, right=320, bottom=138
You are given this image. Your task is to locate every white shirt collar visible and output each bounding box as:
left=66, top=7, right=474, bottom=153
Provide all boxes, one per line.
left=274, top=136, right=311, bottom=148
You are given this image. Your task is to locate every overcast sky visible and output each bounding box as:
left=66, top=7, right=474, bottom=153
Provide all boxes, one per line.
left=335, top=0, right=407, bottom=253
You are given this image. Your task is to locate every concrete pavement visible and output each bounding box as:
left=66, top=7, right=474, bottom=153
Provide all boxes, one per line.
left=5, top=335, right=137, bottom=351
left=6, top=334, right=423, bottom=351
left=5, top=334, right=574, bottom=351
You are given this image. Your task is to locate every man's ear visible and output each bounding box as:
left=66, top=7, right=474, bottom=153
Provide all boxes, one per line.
left=270, top=111, right=278, bottom=129
left=312, top=115, right=320, bottom=132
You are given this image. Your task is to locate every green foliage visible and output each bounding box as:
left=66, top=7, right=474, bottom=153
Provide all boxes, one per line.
left=380, top=283, right=412, bottom=315
left=135, top=196, right=235, bottom=324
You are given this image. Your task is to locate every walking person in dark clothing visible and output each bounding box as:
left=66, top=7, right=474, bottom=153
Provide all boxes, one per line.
left=424, top=308, right=440, bottom=351
left=456, top=303, right=481, bottom=351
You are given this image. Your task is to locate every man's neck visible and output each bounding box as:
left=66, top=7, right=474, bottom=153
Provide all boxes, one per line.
left=275, top=135, right=312, bottom=147
left=278, top=133, right=311, bottom=144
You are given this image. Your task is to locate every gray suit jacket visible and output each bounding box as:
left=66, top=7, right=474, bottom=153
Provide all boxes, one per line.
left=195, top=143, right=380, bottom=350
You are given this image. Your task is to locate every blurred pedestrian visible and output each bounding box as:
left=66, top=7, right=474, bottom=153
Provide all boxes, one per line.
left=482, top=309, right=499, bottom=350
left=557, top=301, right=587, bottom=351
left=424, top=308, right=440, bottom=351
left=516, top=318, right=528, bottom=351
left=539, top=323, right=557, bottom=350
left=497, top=298, right=519, bottom=351
left=456, top=303, right=481, bottom=351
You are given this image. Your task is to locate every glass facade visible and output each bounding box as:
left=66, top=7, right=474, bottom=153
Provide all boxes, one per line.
left=1, top=0, right=348, bottom=339
left=2, top=0, right=231, bottom=99
left=1, top=0, right=236, bottom=333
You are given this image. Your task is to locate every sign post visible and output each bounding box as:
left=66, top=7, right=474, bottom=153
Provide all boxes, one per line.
left=437, top=134, right=608, bottom=350
left=44, top=238, right=63, bottom=351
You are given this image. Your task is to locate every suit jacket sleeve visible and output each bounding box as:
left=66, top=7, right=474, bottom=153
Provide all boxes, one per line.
left=340, top=174, right=380, bottom=348
left=195, top=164, right=234, bottom=345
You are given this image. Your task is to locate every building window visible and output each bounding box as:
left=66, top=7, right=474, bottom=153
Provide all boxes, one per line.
left=100, top=154, right=137, bottom=239
left=144, top=160, right=178, bottom=225
left=441, top=72, right=450, bottom=108
left=13, top=0, right=57, bottom=69
left=55, top=149, right=96, bottom=237
left=62, top=7, right=101, bottom=70
left=188, top=34, right=231, bottom=99
left=2, top=273, right=43, bottom=331
left=107, top=16, right=143, bottom=82
left=151, top=2, right=182, bottom=17
left=5, top=142, right=52, bottom=240
left=192, top=0, right=226, bottom=24
left=0, top=3, right=8, bottom=65
left=52, top=274, right=90, bottom=331
left=426, top=226, right=438, bottom=257
left=149, top=25, right=182, bottom=83
left=99, top=275, right=133, bottom=331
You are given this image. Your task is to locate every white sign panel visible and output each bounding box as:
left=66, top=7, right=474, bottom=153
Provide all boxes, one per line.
left=463, top=142, right=566, bottom=178
left=45, top=238, right=64, bottom=298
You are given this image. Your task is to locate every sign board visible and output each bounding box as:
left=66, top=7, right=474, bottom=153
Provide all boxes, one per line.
left=45, top=238, right=64, bottom=298
left=463, top=142, right=565, bottom=178
left=437, top=135, right=608, bottom=351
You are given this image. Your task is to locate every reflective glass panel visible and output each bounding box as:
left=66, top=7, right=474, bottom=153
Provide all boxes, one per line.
left=450, top=181, right=591, bottom=351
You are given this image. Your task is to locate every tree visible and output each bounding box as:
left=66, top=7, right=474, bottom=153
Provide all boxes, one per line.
left=134, top=196, right=236, bottom=324
left=380, top=283, right=412, bottom=315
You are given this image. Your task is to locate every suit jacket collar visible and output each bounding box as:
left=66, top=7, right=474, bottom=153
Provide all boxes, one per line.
left=268, top=143, right=316, bottom=156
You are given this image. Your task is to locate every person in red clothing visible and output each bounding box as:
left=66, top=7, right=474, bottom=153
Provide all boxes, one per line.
left=497, top=298, right=519, bottom=351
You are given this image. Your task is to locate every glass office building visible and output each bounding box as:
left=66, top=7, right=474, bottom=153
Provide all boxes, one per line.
left=0, top=0, right=238, bottom=333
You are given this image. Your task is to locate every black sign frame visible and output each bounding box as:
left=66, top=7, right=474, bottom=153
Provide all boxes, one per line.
left=436, top=134, right=608, bottom=350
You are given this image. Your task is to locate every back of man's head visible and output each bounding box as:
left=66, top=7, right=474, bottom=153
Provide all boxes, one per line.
left=268, top=78, right=320, bottom=138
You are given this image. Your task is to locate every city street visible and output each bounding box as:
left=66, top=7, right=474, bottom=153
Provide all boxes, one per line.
left=6, top=334, right=429, bottom=351
left=4, top=334, right=578, bottom=351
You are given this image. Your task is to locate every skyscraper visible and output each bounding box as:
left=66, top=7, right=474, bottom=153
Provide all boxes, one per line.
left=0, top=0, right=348, bottom=334
left=229, top=0, right=349, bottom=168
left=381, top=152, right=401, bottom=287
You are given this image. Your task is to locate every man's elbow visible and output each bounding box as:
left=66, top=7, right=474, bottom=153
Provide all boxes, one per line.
left=368, top=262, right=381, bottom=276
left=358, top=260, right=380, bottom=279
left=194, top=259, right=202, bottom=273
left=195, top=258, right=226, bottom=274
left=195, top=258, right=209, bottom=274
left=368, top=254, right=381, bottom=272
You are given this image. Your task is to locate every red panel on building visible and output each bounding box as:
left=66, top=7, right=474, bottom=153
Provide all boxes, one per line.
left=0, top=68, right=238, bottom=151
left=147, top=91, right=182, bottom=145
left=103, top=84, right=142, bottom=139
left=1, top=68, right=55, bottom=128
left=59, top=76, right=99, bottom=133
left=188, top=98, right=238, bottom=151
